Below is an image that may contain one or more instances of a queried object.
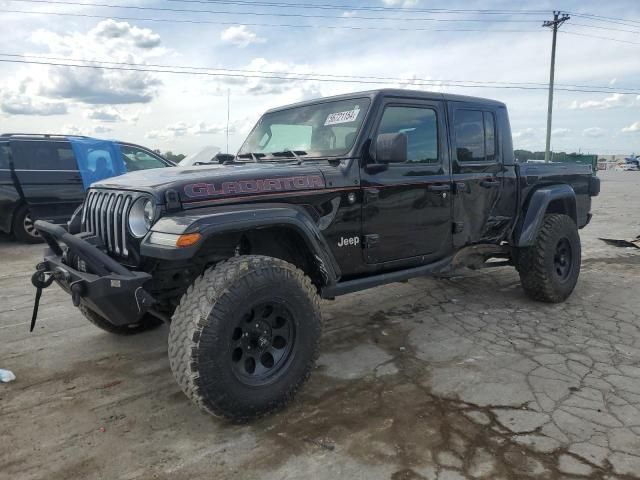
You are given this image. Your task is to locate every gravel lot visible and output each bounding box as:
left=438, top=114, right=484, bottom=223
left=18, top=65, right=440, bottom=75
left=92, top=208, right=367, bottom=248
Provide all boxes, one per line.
left=1, top=171, right=639, bottom=480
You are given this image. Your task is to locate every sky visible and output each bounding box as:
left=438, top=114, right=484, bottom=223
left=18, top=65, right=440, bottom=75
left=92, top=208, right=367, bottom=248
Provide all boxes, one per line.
left=0, top=0, right=639, bottom=156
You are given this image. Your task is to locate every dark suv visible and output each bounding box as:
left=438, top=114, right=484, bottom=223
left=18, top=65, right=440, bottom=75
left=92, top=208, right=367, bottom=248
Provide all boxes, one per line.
left=32, top=90, right=600, bottom=420
left=0, top=134, right=173, bottom=243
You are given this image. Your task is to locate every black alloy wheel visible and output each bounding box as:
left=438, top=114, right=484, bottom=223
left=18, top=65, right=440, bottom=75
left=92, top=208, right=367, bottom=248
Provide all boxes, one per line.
left=553, top=238, right=573, bottom=282
left=230, top=301, right=296, bottom=386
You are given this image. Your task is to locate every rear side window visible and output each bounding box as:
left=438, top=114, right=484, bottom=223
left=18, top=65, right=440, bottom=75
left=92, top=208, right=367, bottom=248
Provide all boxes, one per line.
left=454, top=110, right=497, bottom=162
left=484, top=112, right=496, bottom=161
left=10, top=141, right=77, bottom=170
left=0, top=143, right=10, bottom=169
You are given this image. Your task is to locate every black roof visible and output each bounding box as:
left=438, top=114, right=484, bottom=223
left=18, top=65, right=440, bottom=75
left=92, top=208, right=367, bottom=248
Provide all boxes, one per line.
left=265, top=88, right=506, bottom=114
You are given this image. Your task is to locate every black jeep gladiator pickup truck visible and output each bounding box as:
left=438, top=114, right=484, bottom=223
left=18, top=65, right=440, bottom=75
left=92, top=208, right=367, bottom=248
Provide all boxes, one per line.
left=32, top=89, right=600, bottom=420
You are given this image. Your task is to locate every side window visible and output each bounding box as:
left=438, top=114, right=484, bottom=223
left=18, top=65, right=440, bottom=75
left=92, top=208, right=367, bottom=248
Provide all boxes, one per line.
left=454, top=110, right=484, bottom=162
left=57, top=145, right=77, bottom=169
left=484, top=112, right=496, bottom=161
left=86, top=149, right=117, bottom=182
left=120, top=145, right=167, bottom=171
left=377, top=106, right=439, bottom=163
left=454, top=110, right=498, bottom=162
left=10, top=141, right=78, bottom=170
left=0, top=144, right=10, bottom=169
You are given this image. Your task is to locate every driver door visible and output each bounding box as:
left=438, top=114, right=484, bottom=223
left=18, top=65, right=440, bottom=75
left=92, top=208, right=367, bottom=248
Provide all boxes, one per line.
left=360, top=100, right=452, bottom=264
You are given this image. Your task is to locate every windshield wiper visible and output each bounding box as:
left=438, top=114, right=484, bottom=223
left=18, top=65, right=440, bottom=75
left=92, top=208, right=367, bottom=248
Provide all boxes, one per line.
left=236, top=152, right=266, bottom=163
left=269, top=150, right=308, bottom=164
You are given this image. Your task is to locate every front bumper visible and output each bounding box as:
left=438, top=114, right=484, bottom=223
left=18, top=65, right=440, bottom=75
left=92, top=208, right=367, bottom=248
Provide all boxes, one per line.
left=34, top=221, right=155, bottom=326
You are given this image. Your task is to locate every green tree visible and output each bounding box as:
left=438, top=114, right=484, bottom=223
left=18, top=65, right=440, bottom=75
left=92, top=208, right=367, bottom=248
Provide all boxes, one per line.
left=154, top=150, right=186, bottom=163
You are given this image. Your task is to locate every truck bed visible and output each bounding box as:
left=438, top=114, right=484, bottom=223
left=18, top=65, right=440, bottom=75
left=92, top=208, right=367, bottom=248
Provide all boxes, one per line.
left=516, top=162, right=595, bottom=229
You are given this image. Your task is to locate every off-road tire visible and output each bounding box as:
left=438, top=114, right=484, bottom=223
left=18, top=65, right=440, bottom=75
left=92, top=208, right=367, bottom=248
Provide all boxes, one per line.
left=78, top=304, right=162, bottom=335
left=517, top=214, right=581, bottom=303
left=168, top=255, right=322, bottom=421
left=13, top=205, right=44, bottom=244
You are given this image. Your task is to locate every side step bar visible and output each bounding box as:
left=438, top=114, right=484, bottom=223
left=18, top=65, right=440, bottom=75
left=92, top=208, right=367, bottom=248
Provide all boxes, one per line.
left=321, top=256, right=452, bottom=299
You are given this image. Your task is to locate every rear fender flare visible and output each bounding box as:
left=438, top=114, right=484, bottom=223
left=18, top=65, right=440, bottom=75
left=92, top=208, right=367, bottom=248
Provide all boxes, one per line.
left=515, top=184, right=577, bottom=247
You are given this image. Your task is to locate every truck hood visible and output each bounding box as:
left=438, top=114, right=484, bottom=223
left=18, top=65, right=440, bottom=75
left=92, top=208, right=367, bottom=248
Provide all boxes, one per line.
left=92, top=163, right=328, bottom=203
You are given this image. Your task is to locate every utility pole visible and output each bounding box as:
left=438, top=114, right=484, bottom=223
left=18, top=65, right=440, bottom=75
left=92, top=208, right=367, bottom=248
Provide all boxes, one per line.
left=543, top=11, right=570, bottom=162
left=226, top=88, right=230, bottom=153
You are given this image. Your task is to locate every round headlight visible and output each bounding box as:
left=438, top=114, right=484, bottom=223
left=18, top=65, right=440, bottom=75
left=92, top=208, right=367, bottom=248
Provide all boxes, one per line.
left=128, top=197, right=155, bottom=238
left=143, top=200, right=155, bottom=225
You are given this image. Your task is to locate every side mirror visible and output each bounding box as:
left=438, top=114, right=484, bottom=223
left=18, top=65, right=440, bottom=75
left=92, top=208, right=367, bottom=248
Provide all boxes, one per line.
left=375, top=133, right=407, bottom=163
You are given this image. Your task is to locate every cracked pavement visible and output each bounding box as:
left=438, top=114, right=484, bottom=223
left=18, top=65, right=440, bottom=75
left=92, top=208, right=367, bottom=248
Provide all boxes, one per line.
left=1, top=170, right=639, bottom=479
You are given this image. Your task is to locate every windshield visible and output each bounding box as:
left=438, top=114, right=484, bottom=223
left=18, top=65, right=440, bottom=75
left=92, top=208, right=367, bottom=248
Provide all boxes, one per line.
left=238, top=97, right=370, bottom=159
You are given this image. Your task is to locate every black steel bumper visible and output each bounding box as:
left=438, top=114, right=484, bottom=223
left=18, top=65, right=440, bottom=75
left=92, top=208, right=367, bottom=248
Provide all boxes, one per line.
left=34, top=220, right=155, bottom=326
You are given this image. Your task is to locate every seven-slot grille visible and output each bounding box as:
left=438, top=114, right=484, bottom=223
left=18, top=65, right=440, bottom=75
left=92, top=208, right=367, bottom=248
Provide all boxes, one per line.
left=82, top=189, right=134, bottom=257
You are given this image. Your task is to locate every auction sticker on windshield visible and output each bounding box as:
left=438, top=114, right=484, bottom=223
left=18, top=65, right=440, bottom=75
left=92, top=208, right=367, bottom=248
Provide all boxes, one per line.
left=324, top=106, right=360, bottom=126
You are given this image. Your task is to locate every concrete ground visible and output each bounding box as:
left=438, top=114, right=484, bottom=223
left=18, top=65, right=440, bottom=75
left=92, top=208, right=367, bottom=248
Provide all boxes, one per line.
left=1, top=171, right=639, bottom=480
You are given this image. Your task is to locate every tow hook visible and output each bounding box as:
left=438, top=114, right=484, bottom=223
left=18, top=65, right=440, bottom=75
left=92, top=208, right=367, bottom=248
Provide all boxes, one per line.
left=30, top=264, right=80, bottom=331
left=30, top=263, right=55, bottom=332
left=70, top=281, right=86, bottom=307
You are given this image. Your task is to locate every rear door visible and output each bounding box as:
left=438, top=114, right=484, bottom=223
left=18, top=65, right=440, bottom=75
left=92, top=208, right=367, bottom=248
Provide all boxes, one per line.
left=10, top=140, right=85, bottom=225
left=448, top=103, right=506, bottom=246
left=0, top=141, right=20, bottom=233
left=361, top=99, right=453, bottom=264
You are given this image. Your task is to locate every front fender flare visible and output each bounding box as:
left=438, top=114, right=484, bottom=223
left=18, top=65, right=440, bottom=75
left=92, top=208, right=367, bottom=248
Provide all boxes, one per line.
left=141, top=203, right=340, bottom=285
left=515, top=184, right=577, bottom=247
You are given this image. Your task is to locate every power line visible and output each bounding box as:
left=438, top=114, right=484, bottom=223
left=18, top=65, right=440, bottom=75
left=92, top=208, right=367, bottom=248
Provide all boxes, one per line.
left=1, top=56, right=638, bottom=95
left=3, top=52, right=638, bottom=93
left=16, top=0, right=640, bottom=34
left=5, top=6, right=639, bottom=45
left=9, top=0, right=545, bottom=23
left=167, top=0, right=549, bottom=15
left=568, top=12, right=640, bottom=29
left=569, top=21, right=640, bottom=35
left=561, top=30, right=640, bottom=45
left=0, top=9, right=545, bottom=32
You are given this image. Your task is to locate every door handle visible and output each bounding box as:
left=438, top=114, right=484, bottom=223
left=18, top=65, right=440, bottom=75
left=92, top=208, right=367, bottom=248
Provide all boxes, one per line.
left=480, top=179, right=500, bottom=188
left=427, top=184, right=451, bottom=192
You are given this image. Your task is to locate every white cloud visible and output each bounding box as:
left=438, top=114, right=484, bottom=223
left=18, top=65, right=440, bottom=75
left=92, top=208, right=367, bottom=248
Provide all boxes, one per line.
left=86, top=106, right=122, bottom=122
left=61, top=124, right=113, bottom=136
left=552, top=128, right=571, bottom=138
left=220, top=25, right=265, bottom=48
left=621, top=122, right=640, bottom=133
left=512, top=128, right=538, bottom=140
left=84, top=106, right=139, bottom=124
left=569, top=93, right=639, bottom=110
left=91, top=19, right=161, bottom=49
left=93, top=125, right=114, bottom=134
left=191, top=121, right=234, bottom=135
left=1, top=93, right=67, bottom=116
left=382, top=0, right=419, bottom=6
left=583, top=127, right=606, bottom=138
left=7, top=20, right=166, bottom=106
left=148, top=121, right=190, bottom=139
left=147, top=121, right=236, bottom=139
left=211, top=58, right=318, bottom=97
left=41, top=63, right=160, bottom=105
